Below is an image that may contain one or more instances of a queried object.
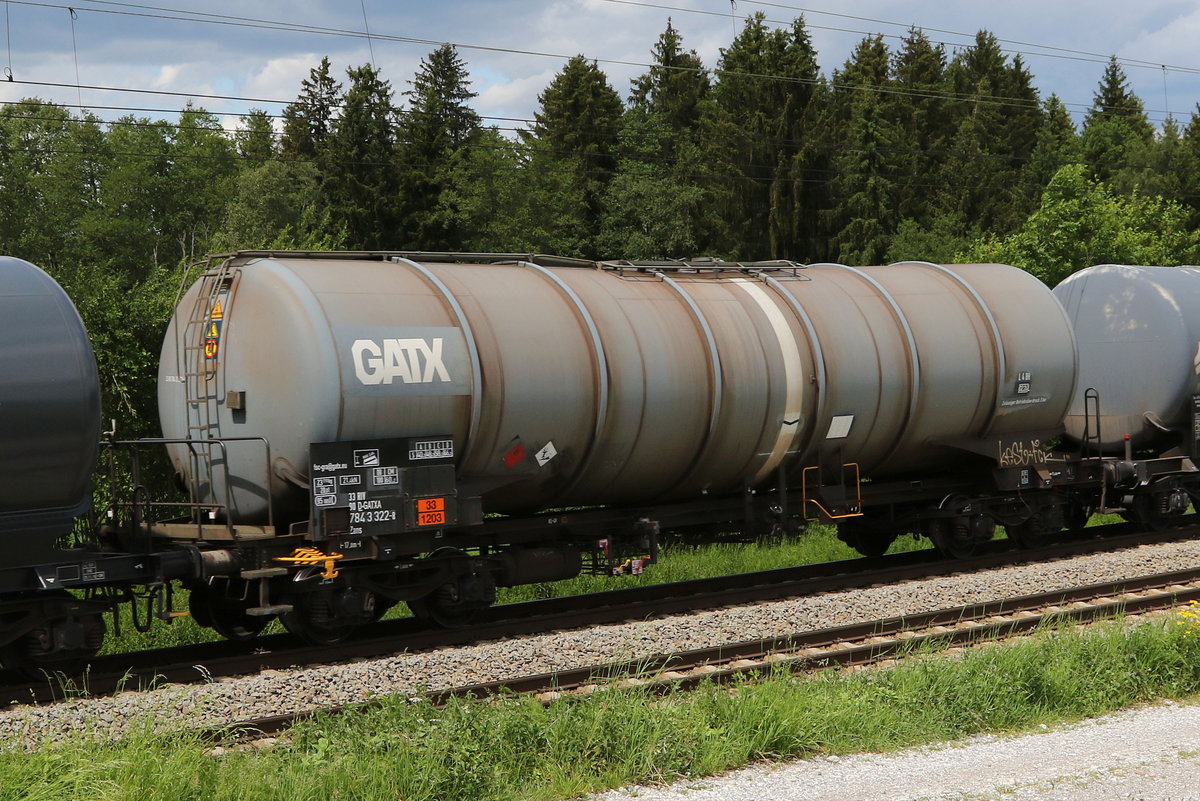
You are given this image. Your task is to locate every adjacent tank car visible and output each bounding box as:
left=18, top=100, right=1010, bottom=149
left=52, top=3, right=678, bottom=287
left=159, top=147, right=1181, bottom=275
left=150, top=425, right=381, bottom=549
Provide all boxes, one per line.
left=1054, top=264, right=1200, bottom=522
left=0, top=257, right=191, bottom=671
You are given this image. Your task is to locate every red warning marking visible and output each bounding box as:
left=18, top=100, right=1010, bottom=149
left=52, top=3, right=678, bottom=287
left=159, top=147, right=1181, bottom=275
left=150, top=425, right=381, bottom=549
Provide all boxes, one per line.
left=502, top=443, right=526, bottom=469
left=204, top=338, right=219, bottom=360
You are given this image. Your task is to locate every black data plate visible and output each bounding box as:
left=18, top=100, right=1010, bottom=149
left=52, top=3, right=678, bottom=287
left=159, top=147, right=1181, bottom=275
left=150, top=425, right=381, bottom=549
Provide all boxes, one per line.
left=309, top=436, right=455, bottom=538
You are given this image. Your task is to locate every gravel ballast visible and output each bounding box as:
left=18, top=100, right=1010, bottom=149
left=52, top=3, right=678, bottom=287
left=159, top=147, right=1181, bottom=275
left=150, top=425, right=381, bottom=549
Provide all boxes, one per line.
left=5, top=538, right=1200, bottom=748
left=592, top=699, right=1200, bottom=801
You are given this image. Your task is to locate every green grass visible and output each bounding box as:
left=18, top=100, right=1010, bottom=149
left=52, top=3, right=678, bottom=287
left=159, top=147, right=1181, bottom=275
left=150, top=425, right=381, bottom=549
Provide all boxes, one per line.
left=10, top=612, right=1200, bottom=800
left=495, top=524, right=929, bottom=603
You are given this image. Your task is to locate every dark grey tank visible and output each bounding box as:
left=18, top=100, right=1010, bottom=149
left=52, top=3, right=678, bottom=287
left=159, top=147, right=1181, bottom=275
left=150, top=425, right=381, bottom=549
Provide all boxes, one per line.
left=0, top=257, right=101, bottom=546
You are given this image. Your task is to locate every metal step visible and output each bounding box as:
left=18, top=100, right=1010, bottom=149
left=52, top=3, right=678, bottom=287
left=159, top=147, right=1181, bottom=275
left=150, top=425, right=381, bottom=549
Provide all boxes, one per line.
left=240, top=567, right=288, bottom=579
left=246, top=604, right=293, bottom=617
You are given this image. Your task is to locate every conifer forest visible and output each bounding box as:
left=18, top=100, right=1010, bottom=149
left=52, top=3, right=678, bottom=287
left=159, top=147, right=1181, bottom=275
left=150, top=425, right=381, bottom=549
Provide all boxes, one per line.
left=3, top=14, right=1199, bottom=435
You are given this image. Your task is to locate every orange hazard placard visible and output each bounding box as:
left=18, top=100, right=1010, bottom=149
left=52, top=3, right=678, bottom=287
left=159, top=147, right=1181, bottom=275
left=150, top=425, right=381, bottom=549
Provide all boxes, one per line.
left=416, top=497, right=447, bottom=526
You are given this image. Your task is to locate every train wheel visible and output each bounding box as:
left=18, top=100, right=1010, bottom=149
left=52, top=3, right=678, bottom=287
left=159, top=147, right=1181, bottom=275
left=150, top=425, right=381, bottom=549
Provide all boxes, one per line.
left=927, top=517, right=980, bottom=559
left=408, top=571, right=497, bottom=628
left=280, top=591, right=357, bottom=646
left=0, top=594, right=106, bottom=678
left=837, top=521, right=895, bottom=558
left=1009, top=505, right=1064, bottom=549
left=190, top=583, right=268, bottom=642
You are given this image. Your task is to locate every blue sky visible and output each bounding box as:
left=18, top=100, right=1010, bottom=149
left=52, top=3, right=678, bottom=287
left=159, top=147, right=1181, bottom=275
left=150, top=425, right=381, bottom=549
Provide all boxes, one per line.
left=1, top=0, right=1199, bottom=133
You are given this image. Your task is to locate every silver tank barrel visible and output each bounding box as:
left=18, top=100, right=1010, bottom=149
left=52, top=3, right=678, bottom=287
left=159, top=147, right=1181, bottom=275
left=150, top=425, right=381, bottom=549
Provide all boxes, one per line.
left=159, top=255, right=1076, bottom=524
left=1055, top=263, right=1200, bottom=451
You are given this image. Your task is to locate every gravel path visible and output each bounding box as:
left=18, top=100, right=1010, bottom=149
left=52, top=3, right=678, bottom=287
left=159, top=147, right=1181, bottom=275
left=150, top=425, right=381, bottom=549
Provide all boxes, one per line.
left=592, top=699, right=1200, bottom=801
left=5, top=538, right=1200, bottom=748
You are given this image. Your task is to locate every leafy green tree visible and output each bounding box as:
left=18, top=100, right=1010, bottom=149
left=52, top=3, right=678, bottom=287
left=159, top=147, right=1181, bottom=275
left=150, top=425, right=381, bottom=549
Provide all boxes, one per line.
left=167, top=104, right=238, bottom=262
left=90, top=114, right=175, bottom=273
left=0, top=100, right=111, bottom=269
left=597, top=109, right=706, bottom=258
left=396, top=44, right=481, bottom=250
left=209, top=161, right=327, bottom=251
left=323, top=63, right=399, bottom=249
left=447, top=127, right=594, bottom=255
left=964, top=164, right=1200, bottom=285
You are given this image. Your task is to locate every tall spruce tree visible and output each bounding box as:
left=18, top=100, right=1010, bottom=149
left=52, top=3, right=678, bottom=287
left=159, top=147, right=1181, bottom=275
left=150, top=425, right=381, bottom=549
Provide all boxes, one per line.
left=280, top=57, right=341, bottom=161
left=933, top=31, right=1042, bottom=235
left=1081, top=56, right=1153, bottom=181
left=706, top=13, right=820, bottom=259
left=396, top=44, right=481, bottom=250
left=235, top=109, right=276, bottom=162
left=323, top=63, right=399, bottom=249
left=1177, top=107, right=1200, bottom=223
left=629, top=19, right=710, bottom=141
left=889, top=28, right=948, bottom=225
left=1016, top=94, right=1078, bottom=201
left=602, top=20, right=712, bottom=258
left=527, top=55, right=625, bottom=255
left=821, top=35, right=902, bottom=263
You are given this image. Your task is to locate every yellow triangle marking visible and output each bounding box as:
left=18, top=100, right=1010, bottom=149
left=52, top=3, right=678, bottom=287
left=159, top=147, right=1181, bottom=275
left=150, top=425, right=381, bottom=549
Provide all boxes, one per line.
left=207, top=321, right=220, bottom=338
left=211, top=298, right=224, bottom=320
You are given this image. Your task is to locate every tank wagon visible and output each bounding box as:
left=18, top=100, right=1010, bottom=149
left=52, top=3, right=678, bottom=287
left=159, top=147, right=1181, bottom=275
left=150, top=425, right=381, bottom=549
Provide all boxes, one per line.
left=0, top=257, right=192, bottom=671
left=1055, top=264, right=1200, bottom=520
left=138, top=251, right=1196, bottom=646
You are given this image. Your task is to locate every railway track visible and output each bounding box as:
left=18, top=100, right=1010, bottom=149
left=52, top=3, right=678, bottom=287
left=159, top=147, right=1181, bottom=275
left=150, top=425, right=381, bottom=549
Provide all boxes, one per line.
left=221, top=563, right=1200, bottom=742
left=0, top=519, right=1193, bottom=706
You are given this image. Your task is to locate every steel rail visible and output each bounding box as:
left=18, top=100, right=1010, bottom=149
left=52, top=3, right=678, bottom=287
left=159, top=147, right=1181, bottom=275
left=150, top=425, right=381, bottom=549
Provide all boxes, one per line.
left=0, top=519, right=1195, bottom=706
left=212, top=563, right=1200, bottom=742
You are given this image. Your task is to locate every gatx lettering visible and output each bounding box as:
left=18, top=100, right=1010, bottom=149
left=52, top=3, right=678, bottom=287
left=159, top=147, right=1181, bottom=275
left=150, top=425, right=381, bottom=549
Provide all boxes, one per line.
left=352, top=338, right=451, bottom=385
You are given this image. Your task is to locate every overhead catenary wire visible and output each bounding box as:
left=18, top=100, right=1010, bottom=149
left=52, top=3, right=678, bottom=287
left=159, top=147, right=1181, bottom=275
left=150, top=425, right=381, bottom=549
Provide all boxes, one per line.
left=1, top=0, right=1197, bottom=123
left=0, top=2, right=1192, bottom=201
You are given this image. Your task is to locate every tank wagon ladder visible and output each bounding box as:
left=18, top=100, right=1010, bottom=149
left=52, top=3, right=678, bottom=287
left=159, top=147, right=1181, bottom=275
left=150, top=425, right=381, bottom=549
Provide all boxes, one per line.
left=176, top=256, right=237, bottom=512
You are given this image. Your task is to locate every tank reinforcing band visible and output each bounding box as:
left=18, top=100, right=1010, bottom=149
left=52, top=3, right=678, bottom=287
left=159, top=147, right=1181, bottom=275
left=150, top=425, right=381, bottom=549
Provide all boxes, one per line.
left=516, top=261, right=612, bottom=495
left=728, top=277, right=806, bottom=484
left=809, top=263, right=922, bottom=471
left=389, top=256, right=485, bottom=449
left=750, top=270, right=828, bottom=475
left=652, top=269, right=725, bottom=496
left=898, top=261, right=1008, bottom=435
